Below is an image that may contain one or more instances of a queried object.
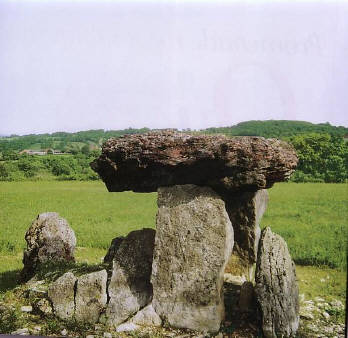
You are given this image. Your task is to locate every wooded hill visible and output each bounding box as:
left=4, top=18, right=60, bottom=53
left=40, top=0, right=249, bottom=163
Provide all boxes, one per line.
left=0, top=120, right=347, bottom=183
left=0, top=121, right=347, bottom=153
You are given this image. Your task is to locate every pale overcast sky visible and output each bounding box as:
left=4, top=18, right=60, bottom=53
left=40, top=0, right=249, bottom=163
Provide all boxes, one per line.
left=0, top=0, right=347, bottom=135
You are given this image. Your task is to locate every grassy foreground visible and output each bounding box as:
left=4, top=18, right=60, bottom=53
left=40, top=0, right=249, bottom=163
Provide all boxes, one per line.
left=0, top=181, right=346, bottom=336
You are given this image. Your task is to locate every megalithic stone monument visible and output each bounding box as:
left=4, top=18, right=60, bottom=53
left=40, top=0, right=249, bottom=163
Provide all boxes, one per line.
left=91, top=131, right=299, bottom=335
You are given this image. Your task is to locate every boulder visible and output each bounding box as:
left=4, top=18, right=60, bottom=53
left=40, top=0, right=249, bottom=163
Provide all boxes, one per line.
left=21, top=212, right=76, bottom=280
left=151, top=184, right=233, bottom=332
left=106, top=228, right=155, bottom=326
left=103, top=236, right=124, bottom=263
left=91, top=131, right=298, bottom=193
left=48, top=272, right=77, bottom=320
left=130, top=304, right=162, bottom=326
left=223, top=189, right=268, bottom=279
left=75, top=270, right=108, bottom=323
left=255, top=227, right=299, bottom=338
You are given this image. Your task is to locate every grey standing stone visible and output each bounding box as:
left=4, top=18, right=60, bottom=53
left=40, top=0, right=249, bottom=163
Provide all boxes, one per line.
left=21, top=212, right=76, bottom=280
left=106, top=228, right=155, bottom=326
left=48, top=272, right=77, bottom=320
left=151, top=184, right=234, bottom=333
left=255, top=227, right=299, bottom=338
left=223, top=189, right=268, bottom=279
left=75, top=270, right=108, bottom=323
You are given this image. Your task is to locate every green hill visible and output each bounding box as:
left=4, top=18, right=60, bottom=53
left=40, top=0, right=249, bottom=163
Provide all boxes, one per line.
left=1, top=121, right=347, bottom=183
left=1, top=121, right=347, bottom=153
left=203, top=120, right=348, bottom=138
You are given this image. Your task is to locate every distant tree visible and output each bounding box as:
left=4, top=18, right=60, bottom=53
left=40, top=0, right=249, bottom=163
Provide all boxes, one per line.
left=81, top=144, right=90, bottom=155
left=2, top=150, right=19, bottom=160
left=290, top=133, right=348, bottom=183
left=0, top=162, right=9, bottom=180
left=17, top=157, right=40, bottom=178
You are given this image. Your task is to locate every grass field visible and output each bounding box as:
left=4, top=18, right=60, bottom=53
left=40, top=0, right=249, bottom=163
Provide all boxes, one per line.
left=0, top=181, right=347, bottom=331
left=0, top=181, right=347, bottom=270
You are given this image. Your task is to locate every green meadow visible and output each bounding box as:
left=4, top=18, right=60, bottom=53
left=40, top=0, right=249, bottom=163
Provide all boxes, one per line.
left=0, top=181, right=347, bottom=303
left=1, top=181, right=347, bottom=269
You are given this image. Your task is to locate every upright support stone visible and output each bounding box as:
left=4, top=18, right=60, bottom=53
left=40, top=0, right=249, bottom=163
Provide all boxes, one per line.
left=223, top=189, right=268, bottom=280
left=255, top=227, right=299, bottom=338
left=106, top=229, right=155, bottom=326
left=151, top=185, right=233, bottom=333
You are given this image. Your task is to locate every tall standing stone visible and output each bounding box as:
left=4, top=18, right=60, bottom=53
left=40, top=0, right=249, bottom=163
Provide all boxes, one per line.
left=151, top=184, right=234, bottom=333
left=106, top=228, right=155, bottom=326
left=255, top=227, right=299, bottom=338
left=223, top=189, right=268, bottom=280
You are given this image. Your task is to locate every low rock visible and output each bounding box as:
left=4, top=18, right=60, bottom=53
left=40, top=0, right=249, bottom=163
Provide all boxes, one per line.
left=48, top=272, right=77, bottom=320
left=130, top=304, right=162, bottom=326
left=106, top=228, right=155, bottom=326
left=255, top=227, right=299, bottom=338
left=330, top=299, right=344, bottom=311
left=322, top=311, right=330, bottom=320
left=21, top=212, right=76, bottom=280
left=116, top=322, right=140, bottom=332
left=61, top=328, right=68, bottom=336
left=20, top=305, right=33, bottom=312
left=75, top=270, right=108, bottom=323
left=34, top=298, right=53, bottom=315
left=224, top=273, right=246, bottom=286
left=11, top=328, right=29, bottom=335
left=27, top=286, right=47, bottom=299
left=33, top=326, right=41, bottom=333
left=300, top=311, right=314, bottom=320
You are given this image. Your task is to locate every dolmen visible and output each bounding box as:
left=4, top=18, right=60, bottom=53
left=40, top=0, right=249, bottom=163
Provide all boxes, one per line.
left=91, top=131, right=300, bottom=337
left=20, top=131, right=300, bottom=337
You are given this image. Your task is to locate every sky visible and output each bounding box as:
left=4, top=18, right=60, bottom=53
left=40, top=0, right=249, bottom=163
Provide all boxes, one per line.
left=0, top=0, right=347, bottom=135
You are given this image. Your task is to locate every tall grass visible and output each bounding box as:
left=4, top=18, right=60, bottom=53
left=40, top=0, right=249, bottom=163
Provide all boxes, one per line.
left=262, top=183, right=347, bottom=270
left=0, top=181, right=157, bottom=253
left=0, top=181, right=347, bottom=270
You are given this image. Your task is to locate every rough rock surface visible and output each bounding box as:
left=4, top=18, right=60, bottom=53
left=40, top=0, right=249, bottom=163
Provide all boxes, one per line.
left=48, top=272, right=77, bottom=320
left=151, top=184, right=234, bottom=332
left=106, top=228, right=155, bottom=326
left=130, top=304, right=162, bottom=327
left=75, top=270, right=108, bottom=323
left=223, top=189, right=268, bottom=278
left=91, top=131, right=298, bottom=193
left=255, top=227, right=299, bottom=338
left=103, top=236, right=124, bottom=263
left=21, top=212, right=76, bottom=280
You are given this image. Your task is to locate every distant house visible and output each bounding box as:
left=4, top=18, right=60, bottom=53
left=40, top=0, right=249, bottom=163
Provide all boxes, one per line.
left=19, top=149, right=47, bottom=155
left=19, top=149, right=66, bottom=155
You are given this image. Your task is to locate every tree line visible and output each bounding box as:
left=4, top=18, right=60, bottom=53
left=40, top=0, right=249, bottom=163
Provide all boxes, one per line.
left=0, top=121, right=347, bottom=183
